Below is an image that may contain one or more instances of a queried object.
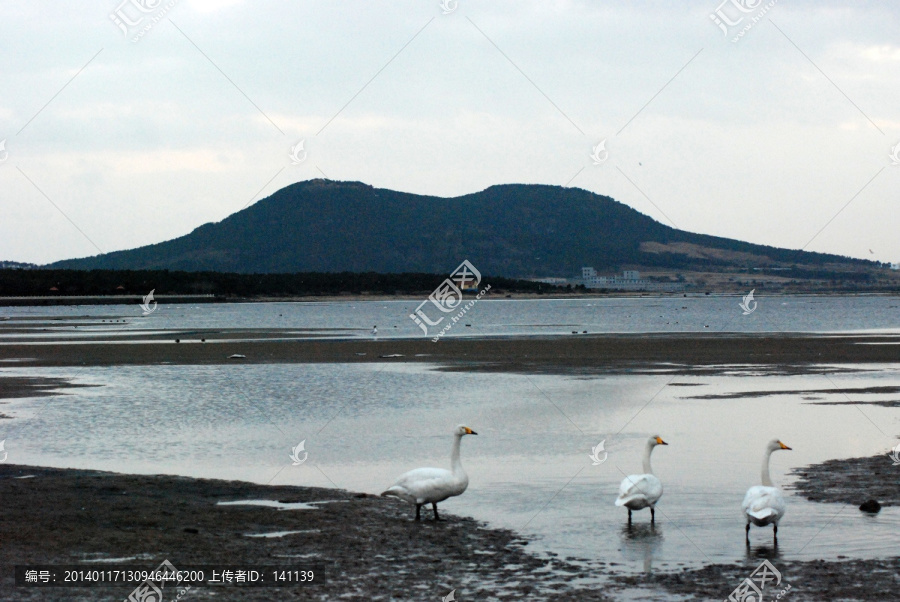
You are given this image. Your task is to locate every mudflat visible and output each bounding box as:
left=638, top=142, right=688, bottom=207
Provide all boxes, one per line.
left=0, top=332, right=897, bottom=375
left=2, top=463, right=897, bottom=601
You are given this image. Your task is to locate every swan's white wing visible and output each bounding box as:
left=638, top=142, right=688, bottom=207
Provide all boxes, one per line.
left=742, top=485, right=786, bottom=523
left=615, top=473, right=663, bottom=507
left=383, top=467, right=465, bottom=504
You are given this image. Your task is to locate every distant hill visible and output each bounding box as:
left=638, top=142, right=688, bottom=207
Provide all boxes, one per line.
left=47, top=180, right=875, bottom=277
left=0, top=261, right=37, bottom=270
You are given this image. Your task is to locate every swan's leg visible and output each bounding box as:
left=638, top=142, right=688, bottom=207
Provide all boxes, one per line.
left=432, top=502, right=443, bottom=521
left=650, top=507, right=655, bottom=523
left=415, top=504, right=422, bottom=521
left=745, top=523, right=750, bottom=544
left=773, top=524, right=778, bottom=544
left=627, top=508, right=632, bottom=524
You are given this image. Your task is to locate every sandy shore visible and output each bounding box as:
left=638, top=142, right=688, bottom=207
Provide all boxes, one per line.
left=2, top=464, right=897, bottom=601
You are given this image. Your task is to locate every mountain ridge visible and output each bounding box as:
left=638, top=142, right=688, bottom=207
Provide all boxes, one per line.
left=47, top=179, right=875, bottom=277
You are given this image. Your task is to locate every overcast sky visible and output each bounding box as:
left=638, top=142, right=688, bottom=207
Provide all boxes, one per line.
left=1, top=1, right=898, bottom=266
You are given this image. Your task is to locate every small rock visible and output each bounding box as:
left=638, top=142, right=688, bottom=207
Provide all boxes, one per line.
left=183, top=527, right=198, bottom=534
left=228, top=354, right=246, bottom=359
left=859, top=499, right=881, bottom=513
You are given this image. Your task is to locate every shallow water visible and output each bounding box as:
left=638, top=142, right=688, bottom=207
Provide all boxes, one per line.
left=2, top=360, right=898, bottom=576
left=1, top=294, right=899, bottom=341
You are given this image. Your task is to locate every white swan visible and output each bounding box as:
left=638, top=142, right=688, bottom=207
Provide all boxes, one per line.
left=742, top=438, right=791, bottom=543
left=381, top=425, right=477, bottom=520
left=616, top=435, right=668, bottom=523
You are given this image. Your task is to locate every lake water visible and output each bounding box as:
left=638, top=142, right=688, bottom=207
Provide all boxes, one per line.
left=1, top=294, right=900, bottom=342
left=1, top=296, right=899, bottom=580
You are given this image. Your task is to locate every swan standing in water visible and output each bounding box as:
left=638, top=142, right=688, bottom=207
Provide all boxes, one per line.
left=382, top=425, right=477, bottom=520
left=615, top=435, right=668, bottom=523
left=743, top=439, right=791, bottom=544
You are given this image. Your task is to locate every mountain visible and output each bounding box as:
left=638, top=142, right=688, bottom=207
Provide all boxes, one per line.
left=47, top=180, right=874, bottom=277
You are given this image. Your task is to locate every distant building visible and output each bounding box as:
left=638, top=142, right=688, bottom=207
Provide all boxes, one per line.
left=892, top=263, right=900, bottom=271
left=530, top=277, right=569, bottom=285
left=577, top=267, right=684, bottom=291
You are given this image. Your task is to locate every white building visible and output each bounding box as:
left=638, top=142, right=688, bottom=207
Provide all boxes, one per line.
left=578, top=267, right=683, bottom=291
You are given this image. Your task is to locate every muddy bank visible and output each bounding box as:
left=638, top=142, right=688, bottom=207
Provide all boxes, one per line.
left=0, top=376, right=98, bottom=401
left=0, top=333, right=897, bottom=375
left=0, top=464, right=610, bottom=602
left=789, top=453, right=900, bottom=508
left=616, top=556, right=900, bottom=601
left=2, top=464, right=897, bottom=601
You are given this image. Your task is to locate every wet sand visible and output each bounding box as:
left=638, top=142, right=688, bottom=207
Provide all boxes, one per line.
left=1, top=332, right=898, bottom=375
left=616, top=556, right=900, bottom=601
left=790, top=453, right=900, bottom=508
left=0, top=376, right=98, bottom=400
left=0, top=464, right=610, bottom=602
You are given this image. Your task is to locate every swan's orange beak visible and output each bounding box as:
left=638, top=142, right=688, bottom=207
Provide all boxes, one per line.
left=465, top=427, right=477, bottom=435
left=779, top=441, right=792, bottom=450
left=656, top=437, right=668, bottom=445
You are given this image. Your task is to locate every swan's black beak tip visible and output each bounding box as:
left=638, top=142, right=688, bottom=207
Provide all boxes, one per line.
left=471, top=430, right=478, bottom=436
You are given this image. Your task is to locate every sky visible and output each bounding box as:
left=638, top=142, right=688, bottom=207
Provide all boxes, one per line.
left=1, top=0, right=898, bottom=266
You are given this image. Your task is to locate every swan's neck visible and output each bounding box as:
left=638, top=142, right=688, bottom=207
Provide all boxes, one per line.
left=761, top=448, right=774, bottom=487
left=642, top=440, right=655, bottom=475
left=451, top=434, right=464, bottom=475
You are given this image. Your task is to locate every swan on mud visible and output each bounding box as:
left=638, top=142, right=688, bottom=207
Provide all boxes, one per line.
left=382, top=425, right=477, bottom=520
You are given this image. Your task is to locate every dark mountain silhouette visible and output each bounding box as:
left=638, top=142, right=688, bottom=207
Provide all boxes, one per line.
left=47, top=180, right=873, bottom=277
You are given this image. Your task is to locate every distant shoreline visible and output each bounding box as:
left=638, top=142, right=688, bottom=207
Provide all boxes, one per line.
left=2, top=289, right=899, bottom=307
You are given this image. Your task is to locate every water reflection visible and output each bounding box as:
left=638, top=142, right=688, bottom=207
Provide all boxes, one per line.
left=620, top=522, right=664, bottom=573
left=746, top=541, right=781, bottom=562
